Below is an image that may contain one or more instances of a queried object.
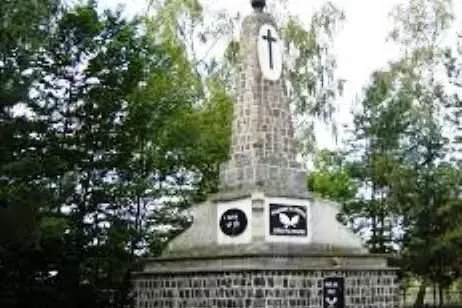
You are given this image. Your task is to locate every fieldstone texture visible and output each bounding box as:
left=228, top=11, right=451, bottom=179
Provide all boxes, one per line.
left=134, top=269, right=399, bottom=308
left=219, top=11, right=307, bottom=198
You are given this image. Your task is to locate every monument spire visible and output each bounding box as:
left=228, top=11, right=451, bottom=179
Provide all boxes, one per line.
left=218, top=0, right=306, bottom=197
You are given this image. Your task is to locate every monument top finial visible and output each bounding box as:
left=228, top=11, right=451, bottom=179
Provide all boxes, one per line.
left=251, top=0, right=266, bottom=11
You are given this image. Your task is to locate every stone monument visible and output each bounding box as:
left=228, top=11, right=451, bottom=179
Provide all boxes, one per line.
left=133, top=1, right=400, bottom=307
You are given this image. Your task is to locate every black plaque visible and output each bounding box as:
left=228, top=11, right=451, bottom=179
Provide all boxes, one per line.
left=219, top=208, right=248, bottom=237
left=323, top=277, right=345, bottom=308
left=269, top=204, right=307, bottom=236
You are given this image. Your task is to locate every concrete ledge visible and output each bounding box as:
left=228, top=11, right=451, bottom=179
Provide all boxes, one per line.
left=137, top=254, right=394, bottom=275
left=210, top=186, right=311, bottom=202
left=162, top=242, right=367, bottom=259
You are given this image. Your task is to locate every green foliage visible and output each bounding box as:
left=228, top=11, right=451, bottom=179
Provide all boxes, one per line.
left=282, top=2, right=345, bottom=116
left=310, top=1, right=462, bottom=304
left=0, top=1, right=63, bottom=307
left=145, top=0, right=345, bottom=153
left=282, top=2, right=345, bottom=153
left=389, top=0, right=454, bottom=52
left=0, top=0, right=233, bottom=306
left=185, top=78, right=233, bottom=201
left=307, top=150, right=357, bottom=202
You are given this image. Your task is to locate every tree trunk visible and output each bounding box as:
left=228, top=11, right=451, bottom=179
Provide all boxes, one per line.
left=371, top=182, right=378, bottom=252
left=438, top=283, right=444, bottom=307
left=403, top=288, right=407, bottom=306
left=379, top=198, right=385, bottom=253
left=414, top=280, right=427, bottom=308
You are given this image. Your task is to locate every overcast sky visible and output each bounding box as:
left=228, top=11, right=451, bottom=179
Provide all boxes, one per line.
left=97, top=0, right=460, bottom=149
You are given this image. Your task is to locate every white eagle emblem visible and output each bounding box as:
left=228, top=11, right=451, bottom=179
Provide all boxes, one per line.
left=278, top=213, right=300, bottom=228
left=325, top=297, right=338, bottom=307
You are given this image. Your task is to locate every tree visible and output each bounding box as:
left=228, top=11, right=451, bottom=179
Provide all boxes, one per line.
left=0, top=0, right=62, bottom=306
left=282, top=2, right=345, bottom=154
left=1, top=1, right=227, bottom=306
left=370, top=0, right=462, bottom=304
left=345, top=67, right=411, bottom=254
left=307, top=149, right=357, bottom=203
left=309, top=67, right=410, bottom=254
left=310, top=3, right=462, bottom=304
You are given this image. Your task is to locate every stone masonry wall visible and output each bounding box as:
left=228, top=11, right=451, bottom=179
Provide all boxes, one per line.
left=218, top=12, right=308, bottom=197
left=135, top=270, right=399, bottom=308
left=230, top=13, right=295, bottom=163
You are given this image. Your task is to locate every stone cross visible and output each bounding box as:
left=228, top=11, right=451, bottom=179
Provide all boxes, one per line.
left=218, top=1, right=307, bottom=198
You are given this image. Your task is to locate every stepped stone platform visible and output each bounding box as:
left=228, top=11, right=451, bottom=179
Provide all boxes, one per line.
left=135, top=270, right=397, bottom=308
left=133, top=192, right=399, bottom=308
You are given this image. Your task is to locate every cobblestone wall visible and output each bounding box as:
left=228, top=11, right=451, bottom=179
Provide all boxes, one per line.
left=135, top=270, right=399, bottom=308
left=230, top=12, right=295, bottom=163
left=218, top=11, right=308, bottom=197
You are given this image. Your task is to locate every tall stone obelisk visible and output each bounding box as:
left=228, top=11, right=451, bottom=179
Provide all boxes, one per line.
left=219, top=0, right=306, bottom=197
left=133, top=2, right=400, bottom=307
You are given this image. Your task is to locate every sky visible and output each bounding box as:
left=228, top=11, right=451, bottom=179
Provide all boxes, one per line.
left=97, top=0, right=460, bottom=149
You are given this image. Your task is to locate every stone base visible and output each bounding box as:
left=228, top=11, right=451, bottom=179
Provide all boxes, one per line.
left=160, top=192, right=367, bottom=259
left=134, top=192, right=399, bottom=308
left=219, top=157, right=307, bottom=198
left=134, top=255, right=399, bottom=308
